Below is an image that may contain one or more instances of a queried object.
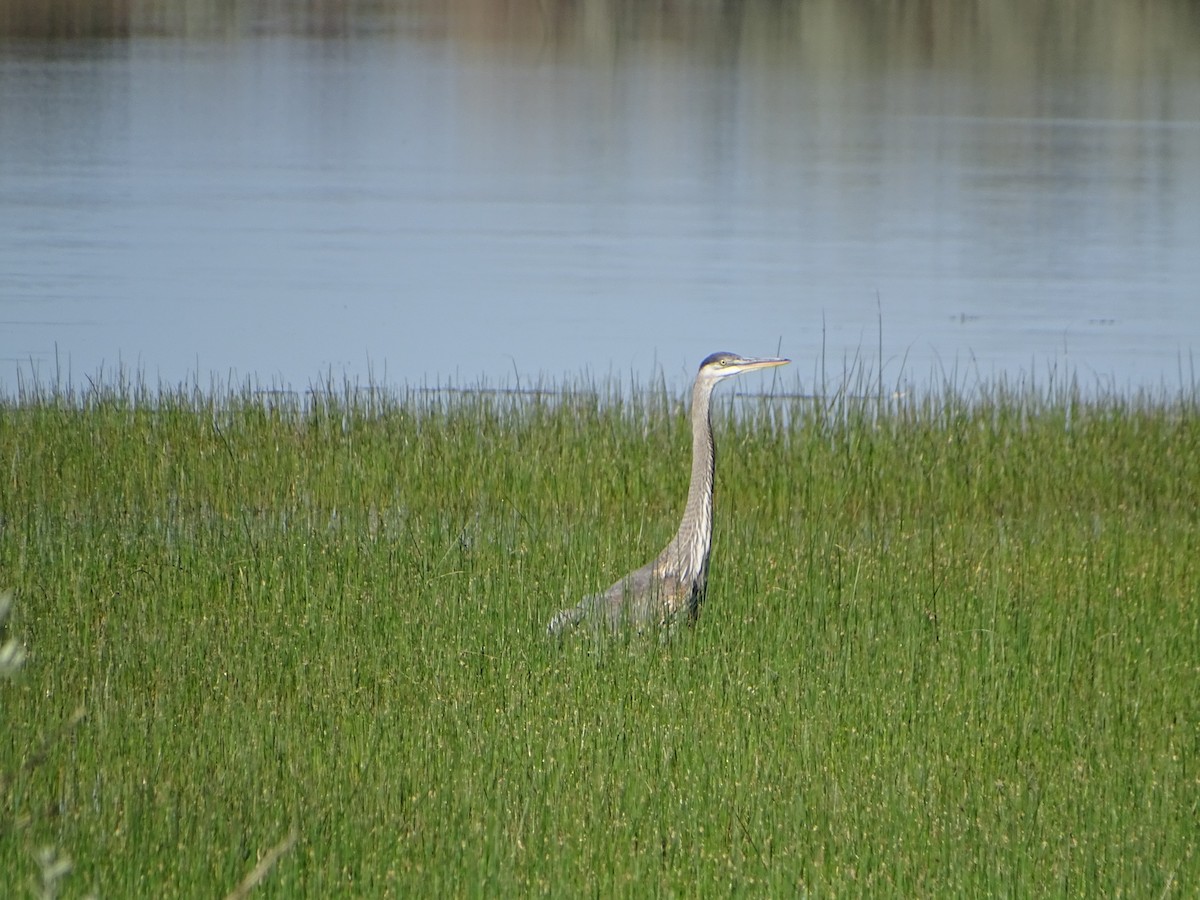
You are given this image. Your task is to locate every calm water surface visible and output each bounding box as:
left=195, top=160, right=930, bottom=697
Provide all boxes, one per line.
left=2, top=4, right=1199, bottom=395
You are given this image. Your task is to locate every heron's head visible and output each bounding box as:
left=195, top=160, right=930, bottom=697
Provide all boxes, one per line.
left=696, top=351, right=790, bottom=384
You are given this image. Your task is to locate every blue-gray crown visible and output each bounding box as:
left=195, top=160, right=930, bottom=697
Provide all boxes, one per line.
left=698, top=351, right=739, bottom=370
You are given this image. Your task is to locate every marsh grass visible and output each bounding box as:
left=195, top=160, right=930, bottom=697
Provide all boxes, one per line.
left=1, top=370, right=1197, bottom=896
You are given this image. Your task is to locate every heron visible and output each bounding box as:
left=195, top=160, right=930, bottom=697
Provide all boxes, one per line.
left=547, top=351, right=790, bottom=636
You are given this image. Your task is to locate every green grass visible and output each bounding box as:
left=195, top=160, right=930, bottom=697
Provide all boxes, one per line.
left=1, top=371, right=1198, bottom=896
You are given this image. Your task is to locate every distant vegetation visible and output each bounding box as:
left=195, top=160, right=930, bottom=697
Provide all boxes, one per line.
left=1, top=372, right=1197, bottom=895
left=4, top=0, right=1199, bottom=89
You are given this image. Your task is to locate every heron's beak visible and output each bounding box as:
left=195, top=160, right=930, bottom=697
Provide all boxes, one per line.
left=738, top=357, right=790, bottom=371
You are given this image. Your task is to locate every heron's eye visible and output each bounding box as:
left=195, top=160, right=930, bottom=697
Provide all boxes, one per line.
left=720, top=359, right=731, bottom=367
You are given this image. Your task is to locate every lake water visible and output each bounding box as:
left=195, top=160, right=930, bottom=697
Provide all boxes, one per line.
left=2, top=2, right=1199, bottom=397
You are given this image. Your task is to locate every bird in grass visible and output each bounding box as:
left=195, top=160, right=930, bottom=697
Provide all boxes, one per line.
left=547, top=351, right=789, bottom=636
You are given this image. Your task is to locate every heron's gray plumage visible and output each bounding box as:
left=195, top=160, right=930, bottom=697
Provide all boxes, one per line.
left=547, top=351, right=788, bottom=636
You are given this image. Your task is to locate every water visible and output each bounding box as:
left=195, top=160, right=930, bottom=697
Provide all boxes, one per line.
left=2, top=3, right=1199, bottom=396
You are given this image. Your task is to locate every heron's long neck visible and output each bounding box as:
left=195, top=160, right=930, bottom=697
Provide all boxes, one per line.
left=666, top=377, right=716, bottom=578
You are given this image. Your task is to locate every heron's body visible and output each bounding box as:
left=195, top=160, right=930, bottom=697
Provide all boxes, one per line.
left=547, top=351, right=788, bottom=636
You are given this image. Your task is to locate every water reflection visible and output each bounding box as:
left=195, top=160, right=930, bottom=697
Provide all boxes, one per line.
left=1, top=2, right=1198, bottom=394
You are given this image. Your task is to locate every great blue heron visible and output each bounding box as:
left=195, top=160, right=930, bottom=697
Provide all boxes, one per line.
left=547, top=351, right=790, bottom=636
